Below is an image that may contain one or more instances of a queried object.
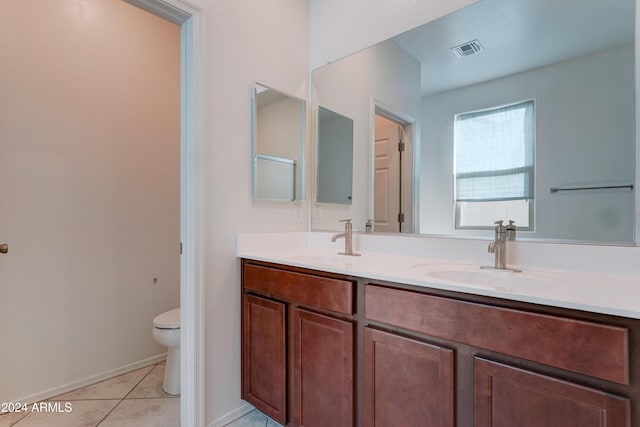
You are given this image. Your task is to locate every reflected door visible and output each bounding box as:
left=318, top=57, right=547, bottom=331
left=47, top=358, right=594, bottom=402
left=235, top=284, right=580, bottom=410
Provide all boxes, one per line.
left=374, top=115, right=402, bottom=232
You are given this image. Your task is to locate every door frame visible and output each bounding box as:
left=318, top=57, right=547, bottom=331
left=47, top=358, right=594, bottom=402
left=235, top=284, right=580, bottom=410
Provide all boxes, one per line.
left=124, top=1, right=204, bottom=426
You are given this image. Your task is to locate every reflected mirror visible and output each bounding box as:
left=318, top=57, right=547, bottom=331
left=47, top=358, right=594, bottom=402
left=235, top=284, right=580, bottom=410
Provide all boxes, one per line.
left=316, top=106, right=354, bottom=204
left=311, top=0, right=635, bottom=244
left=253, top=84, right=305, bottom=201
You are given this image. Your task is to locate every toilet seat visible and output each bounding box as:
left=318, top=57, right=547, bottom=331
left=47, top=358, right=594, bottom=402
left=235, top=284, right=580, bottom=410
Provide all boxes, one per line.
left=153, top=308, right=180, bottom=329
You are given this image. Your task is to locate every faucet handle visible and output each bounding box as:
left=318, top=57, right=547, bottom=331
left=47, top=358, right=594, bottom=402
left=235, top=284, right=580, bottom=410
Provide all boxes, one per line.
left=338, top=218, right=353, bottom=232
left=493, top=220, right=506, bottom=239
left=365, top=219, right=373, bottom=233
left=506, top=220, right=517, bottom=240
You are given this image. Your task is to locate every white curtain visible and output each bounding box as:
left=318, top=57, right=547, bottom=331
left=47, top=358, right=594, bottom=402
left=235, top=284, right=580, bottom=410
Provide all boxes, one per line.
left=454, top=100, right=534, bottom=202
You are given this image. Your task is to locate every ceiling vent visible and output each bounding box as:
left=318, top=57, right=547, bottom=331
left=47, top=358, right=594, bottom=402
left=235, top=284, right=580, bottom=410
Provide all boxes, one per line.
left=451, top=39, right=484, bottom=58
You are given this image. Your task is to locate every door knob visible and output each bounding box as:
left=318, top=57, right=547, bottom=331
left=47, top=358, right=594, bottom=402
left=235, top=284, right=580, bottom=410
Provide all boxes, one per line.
left=0, top=244, right=7, bottom=254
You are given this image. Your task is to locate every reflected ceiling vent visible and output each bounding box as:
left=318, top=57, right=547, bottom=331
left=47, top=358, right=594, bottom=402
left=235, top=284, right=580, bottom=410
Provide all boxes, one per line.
left=451, top=39, right=484, bottom=58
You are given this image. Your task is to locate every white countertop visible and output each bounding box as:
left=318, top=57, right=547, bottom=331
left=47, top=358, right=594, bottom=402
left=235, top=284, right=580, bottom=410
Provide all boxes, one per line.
left=237, top=232, right=640, bottom=319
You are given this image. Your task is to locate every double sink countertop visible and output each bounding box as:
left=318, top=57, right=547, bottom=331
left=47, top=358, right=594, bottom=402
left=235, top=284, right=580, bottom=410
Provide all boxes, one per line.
left=237, top=232, right=640, bottom=319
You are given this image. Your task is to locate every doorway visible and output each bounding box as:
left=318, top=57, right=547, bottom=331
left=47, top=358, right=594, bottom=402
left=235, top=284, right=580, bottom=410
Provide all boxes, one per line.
left=373, top=110, right=414, bottom=233
left=124, top=2, right=204, bottom=426
left=0, top=0, right=204, bottom=425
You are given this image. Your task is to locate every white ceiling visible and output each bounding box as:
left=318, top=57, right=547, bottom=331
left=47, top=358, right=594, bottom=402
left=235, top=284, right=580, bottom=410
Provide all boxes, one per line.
left=392, top=0, right=635, bottom=96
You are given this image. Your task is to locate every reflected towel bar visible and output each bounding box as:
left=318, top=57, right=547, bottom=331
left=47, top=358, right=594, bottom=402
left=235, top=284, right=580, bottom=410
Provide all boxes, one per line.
left=550, top=184, right=634, bottom=193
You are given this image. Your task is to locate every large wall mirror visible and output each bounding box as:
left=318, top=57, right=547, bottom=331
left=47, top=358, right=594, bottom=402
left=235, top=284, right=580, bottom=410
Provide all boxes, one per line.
left=253, top=83, right=305, bottom=201
left=311, top=0, right=636, bottom=245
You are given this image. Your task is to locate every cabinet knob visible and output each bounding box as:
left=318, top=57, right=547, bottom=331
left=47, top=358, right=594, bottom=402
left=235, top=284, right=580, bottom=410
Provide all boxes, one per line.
left=0, top=244, right=7, bottom=254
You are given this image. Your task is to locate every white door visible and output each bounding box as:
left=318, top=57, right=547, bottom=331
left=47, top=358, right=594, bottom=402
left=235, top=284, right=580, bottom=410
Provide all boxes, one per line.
left=374, top=115, right=402, bottom=232
left=374, top=113, right=414, bottom=233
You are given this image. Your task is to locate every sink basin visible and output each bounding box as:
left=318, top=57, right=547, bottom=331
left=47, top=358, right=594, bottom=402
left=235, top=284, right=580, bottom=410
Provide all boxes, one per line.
left=411, top=263, right=556, bottom=291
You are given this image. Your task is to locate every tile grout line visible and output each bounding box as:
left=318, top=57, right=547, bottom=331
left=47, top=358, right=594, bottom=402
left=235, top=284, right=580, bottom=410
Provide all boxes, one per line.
left=95, top=361, right=163, bottom=426
left=122, top=362, right=161, bottom=400
left=47, top=398, right=123, bottom=402
left=7, top=411, right=29, bottom=427
left=93, top=395, right=125, bottom=425
left=6, top=360, right=169, bottom=427
left=45, top=363, right=153, bottom=403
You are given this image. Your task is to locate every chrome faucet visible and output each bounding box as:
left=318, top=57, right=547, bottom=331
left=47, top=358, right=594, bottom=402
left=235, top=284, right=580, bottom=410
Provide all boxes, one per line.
left=482, top=220, right=521, bottom=272
left=331, top=219, right=361, bottom=256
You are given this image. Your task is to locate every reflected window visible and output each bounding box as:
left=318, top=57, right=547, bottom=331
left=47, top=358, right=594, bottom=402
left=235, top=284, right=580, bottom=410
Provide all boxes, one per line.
left=454, top=100, right=535, bottom=229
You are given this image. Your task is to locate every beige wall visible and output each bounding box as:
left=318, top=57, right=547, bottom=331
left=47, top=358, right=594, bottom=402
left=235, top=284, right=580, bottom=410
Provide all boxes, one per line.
left=188, top=0, right=310, bottom=424
left=0, top=0, right=180, bottom=402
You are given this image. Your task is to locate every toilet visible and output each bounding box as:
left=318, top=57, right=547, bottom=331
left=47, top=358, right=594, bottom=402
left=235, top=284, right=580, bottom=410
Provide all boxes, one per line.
left=152, top=308, right=180, bottom=395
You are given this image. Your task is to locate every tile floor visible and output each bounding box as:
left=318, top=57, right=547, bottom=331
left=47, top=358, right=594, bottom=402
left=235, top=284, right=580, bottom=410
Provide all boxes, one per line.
left=0, top=360, right=179, bottom=427
left=224, top=409, right=282, bottom=427
left=1, top=361, right=282, bottom=427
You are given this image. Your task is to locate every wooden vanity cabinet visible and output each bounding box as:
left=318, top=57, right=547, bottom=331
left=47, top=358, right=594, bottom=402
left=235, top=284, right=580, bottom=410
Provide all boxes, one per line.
left=363, top=327, right=455, bottom=427
left=242, top=260, right=637, bottom=427
left=241, top=261, right=355, bottom=427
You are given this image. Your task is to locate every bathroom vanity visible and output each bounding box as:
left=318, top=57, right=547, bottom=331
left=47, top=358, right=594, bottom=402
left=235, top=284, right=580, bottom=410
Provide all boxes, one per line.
left=240, top=0, right=640, bottom=423
left=240, top=247, right=639, bottom=427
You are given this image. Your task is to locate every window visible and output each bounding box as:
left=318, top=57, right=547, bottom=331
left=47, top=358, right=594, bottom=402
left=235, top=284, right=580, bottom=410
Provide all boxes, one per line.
left=454, top=100, right=534, bottom=229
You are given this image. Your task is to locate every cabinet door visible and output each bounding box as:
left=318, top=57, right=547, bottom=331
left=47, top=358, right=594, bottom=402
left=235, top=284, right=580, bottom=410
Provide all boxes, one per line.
left=475, top=358, right=630, bottom=427
left=292, top=308, right=353, bottom=427
left=242, top=294, right=287, bottom=424
left=363, top=328, right=455, bottom=427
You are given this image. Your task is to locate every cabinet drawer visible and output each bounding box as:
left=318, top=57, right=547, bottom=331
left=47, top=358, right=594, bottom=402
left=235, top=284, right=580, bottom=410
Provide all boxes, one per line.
left=244, top=263, right=354, bottom=314
left=365, top=285, right=629, bottom=384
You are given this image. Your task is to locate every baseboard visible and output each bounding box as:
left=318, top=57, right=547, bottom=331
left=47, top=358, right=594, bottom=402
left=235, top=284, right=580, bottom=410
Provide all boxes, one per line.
left=13, top=353, right=167, bottom=404
left=207, top=402, right=255, bottom=427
